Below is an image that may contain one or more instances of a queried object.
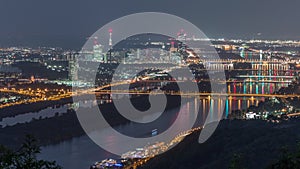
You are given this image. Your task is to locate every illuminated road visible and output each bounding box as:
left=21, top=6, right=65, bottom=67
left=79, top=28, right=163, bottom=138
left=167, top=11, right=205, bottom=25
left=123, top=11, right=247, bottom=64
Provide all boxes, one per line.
left=287, top=112, right=300, bottom=117
left=0, top=59, right=297, bottom=109
left=1, top=79, right=292, bottom=109
left=0, top=88, right=72, bottom=109
left=0, top=76, right=296, bottom=109
left=93, top=89, right=300, bottom=98
left=202, top=59, right=295, bottom=64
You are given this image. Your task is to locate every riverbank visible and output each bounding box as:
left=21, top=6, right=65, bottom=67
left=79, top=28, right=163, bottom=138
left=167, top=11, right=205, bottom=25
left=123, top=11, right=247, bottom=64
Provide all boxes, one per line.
left=0, top=97, right=73, bottom=119
left=0, top=95, right=183, bottom=149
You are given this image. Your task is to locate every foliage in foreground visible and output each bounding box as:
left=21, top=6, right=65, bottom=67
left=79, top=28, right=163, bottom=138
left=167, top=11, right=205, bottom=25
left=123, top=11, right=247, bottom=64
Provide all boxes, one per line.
left=0, top=135, right=61, bottom=169
left=266, top=143, right=300, bottom=169
left=229, top=143, right=300, bottom=169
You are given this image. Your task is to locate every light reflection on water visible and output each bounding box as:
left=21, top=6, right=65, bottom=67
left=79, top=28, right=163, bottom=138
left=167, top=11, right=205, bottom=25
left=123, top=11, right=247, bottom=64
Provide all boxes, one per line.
left=0, top=105, right=70, bottom=128
left=38, top=96, right=252, bottom=169
left=0, top=100, right=97, bottom=128
left=13, top=69, right=297, bottom=168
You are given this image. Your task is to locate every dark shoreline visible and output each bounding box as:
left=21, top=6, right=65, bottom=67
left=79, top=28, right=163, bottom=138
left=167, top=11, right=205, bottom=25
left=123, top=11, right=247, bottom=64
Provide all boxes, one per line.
left=0, top=97, right=73, bottom=119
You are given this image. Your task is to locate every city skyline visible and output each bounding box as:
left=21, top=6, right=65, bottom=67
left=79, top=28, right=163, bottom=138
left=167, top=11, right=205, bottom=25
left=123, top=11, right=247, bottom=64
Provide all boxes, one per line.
left=1, top=2, right=300, bottom=169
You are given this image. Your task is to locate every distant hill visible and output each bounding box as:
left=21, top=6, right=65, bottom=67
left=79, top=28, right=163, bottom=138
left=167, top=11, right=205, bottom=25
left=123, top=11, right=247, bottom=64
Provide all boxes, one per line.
left=141, top=119, right=300, bottom=169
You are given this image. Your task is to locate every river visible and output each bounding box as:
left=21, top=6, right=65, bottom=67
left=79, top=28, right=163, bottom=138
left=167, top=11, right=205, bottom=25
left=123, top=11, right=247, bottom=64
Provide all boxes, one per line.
left=3, top=68, right=293, bottom=168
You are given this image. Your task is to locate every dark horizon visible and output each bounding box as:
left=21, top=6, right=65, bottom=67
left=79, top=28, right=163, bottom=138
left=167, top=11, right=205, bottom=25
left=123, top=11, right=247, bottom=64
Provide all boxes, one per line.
left=0, top=0, right=300, bottom=49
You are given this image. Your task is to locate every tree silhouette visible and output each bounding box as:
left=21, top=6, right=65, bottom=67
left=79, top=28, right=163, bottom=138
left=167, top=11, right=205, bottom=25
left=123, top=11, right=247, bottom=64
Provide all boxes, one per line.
left=229, top=153, right=246, bottom=169
left=267, top=144, right=300, bottom=169
left=0, top=135, right=61, bottom=169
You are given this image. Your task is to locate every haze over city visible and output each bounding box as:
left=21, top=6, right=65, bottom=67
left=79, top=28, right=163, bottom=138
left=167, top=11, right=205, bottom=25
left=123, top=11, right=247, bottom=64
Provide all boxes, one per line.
left=1, top=0, right=300, bottom=49
left=1, top=1, right=300, bottom=169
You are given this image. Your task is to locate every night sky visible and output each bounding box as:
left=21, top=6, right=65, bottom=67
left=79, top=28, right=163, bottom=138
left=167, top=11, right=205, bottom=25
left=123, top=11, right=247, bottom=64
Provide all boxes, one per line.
left=0, top=0, right=299, bottom=49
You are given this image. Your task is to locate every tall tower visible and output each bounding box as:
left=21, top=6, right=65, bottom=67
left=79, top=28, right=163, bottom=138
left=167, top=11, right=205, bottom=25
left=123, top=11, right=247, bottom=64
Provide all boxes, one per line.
left=109, top=28, right=113, bottom=47
left=109, top=28, right=113, bottom=63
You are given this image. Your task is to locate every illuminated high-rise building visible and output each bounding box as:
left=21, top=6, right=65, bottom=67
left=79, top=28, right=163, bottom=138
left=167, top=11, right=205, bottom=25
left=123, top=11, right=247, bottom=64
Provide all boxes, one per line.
left=136, top=48, right=140, bottom=59
left=108, top=28, right=113, bottom=63
left=93, top=44, right=104, bottom=62
left=177, top=29, right=186, bottom=42
left=170, top=41, right=177, bottom=52
left=93, top=37, right=105, bottom=62
left=68, top=53, right=78, bottom=81
left=260, top=50, right=263, bottom=61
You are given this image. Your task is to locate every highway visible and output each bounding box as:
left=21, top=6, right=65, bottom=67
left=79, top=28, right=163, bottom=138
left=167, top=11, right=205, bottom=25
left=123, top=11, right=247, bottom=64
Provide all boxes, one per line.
left=0, top=79, right=297, bottom=109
